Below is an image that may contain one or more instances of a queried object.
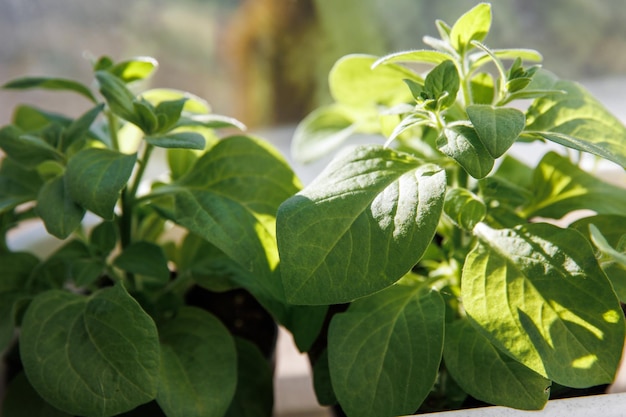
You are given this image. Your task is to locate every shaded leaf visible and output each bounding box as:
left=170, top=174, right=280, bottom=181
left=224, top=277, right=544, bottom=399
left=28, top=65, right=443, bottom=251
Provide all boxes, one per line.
left=36, top=175, right=86, bottom=239
left=145, top=131, right=205, bottom=150
left=444, top=187, right=486, bottom=230
left=466, top=105, right=525, bottom=158
left=2, top=372, right=72, bottom=417
left=439, top=125, right=494, bottom=179
left=3, top=76, right=97, bottom=103
left=113, top=241, right=170, bottom=284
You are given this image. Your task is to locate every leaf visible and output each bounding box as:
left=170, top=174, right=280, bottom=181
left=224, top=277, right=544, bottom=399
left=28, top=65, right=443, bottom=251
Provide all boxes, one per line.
left=470, top=72, right=495, bottom=105
left=178, top=113, right=246, bottom=131
left=90, top=221, right=118, bottom=256
left=20, top=285, right=160, bottom=416
left=328, top=287, right=445, bottom=417
left=444, top=320, right=550, bottom=410
left=12, top=105, right=72, bottom=132
left=372, top=49, right=453, bottom=68
left=95, top=71, right=138, bottom=122
left=140, top=88, right=211, bottom=114
left=154, top=98, right=187, bottom=133
left=36, top=175, right=86, bottom=239
left=590, top=224, right=626, bottom=266
left=443, top=187, right=486, bottom=230
left=0, top=157, right=44, bottom=213
left=312, top=349, right=336, bottom=406
left=466, top=105, right=525, bottom=158
left=113, top=241, right=170, bottom=284
left=439, top=125, right=494, bottom=179
left=469, top=48, right=543, bottom=72
left=132, top=99, right=159, bottom=134
left=463, top=222, right=625, bottom=387
left=525, top=80, right=626, bottom=168
left=0, top=252, right=39, bottom=353
left=291, top=104, right=357, bottom=164
left=150, top=135, right=301, bottom=305
left=167, top=149, right=199, bottom=180
left=62, top=104, right=105, bottom=150
left=329, top=54, right=419, bottom=107
left=522, top=152, right=626, bottom=219
left=224, top=338, right=274, bottom=417
left=65, top=148, right=137, bottom=220
left=145, top=131, right=206, bottom=150
left=109, top=56, right=158, bottom=83
left=3, top=76, right=97, bottom=103
left=2, top=372, right=72, bottom=417
left=449, top=3, right=492, bottom=54
left=424, top=60, right=460, bottom=109
left=0, top=125, right=63, bottom=169
left=277, top=145, right=446, bottom=305
left=157, top=307, right=237, bottom=417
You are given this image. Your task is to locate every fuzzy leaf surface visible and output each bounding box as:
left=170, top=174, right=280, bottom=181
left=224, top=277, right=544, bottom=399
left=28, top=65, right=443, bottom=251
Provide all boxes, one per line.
left=466, top=105, right=525, bottom=158
left=277, top=145, right=446, bottom=304
left=439, top=125, right=494, bottom=179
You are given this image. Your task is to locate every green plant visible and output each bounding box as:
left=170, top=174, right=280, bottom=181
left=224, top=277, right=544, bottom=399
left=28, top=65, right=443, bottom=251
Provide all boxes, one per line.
left=0, top=56, right=325, bottom=416
left=277, top=3, right=626, bottom=416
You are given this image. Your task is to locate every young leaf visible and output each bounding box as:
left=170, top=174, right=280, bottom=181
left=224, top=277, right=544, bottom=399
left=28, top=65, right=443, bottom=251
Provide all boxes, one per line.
left=132, top=99, right=159, bottom=134
left=3, top=76, right=97, bottom=103
left=61, top=104, right=105, bottom=150
left=466, top=105, right=525, bottom=158
left=157, top=307, right=237, bottom=417
left=328, top=287, right=445, bottom=417
left=36, top=175, right=86, bottom=239
left=113, top=241, right=170, bottom=284
left=108, top=56, right=158, bottom=83
left=463, top=222, right=625, bottom=387
left=145, top=131, right=206, bottom=150
left=439, top=125, right=494, bottom=179
left=372, top=49, right=452, bottom=68
left=526, top=80, right=626, bottom=168
left=154, top=98, right=187, bottom=133
left=65, top=148, right=137, bottom=220
left=277, top=145, right=446, bottom=304
left=95, top=70, right=137, bottom=122
left=424, top=60, right=460, bottom=109
left=449, top=3, right=492, bottom=54
left=443, top=187, right=486, bottom=230
left=522, top=152, right=626, bottom=219
left=20, top=285, right=160, bottom=416
left=444, top=320, right=550, bottom=410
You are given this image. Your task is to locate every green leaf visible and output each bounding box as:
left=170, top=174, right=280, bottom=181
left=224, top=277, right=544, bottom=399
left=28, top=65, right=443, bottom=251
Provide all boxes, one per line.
left=140, top=88, right=211, bottom=114
left=463, top=222, right=625, bottom=387
left=329, top=54, right=419, bottom=107
left=113, top=241, right=170, bottom=284
left=439, top=125, right=494, bottom=179
left=522, top=152, right=626, bottom=219
left=167, top=149, right=199, bottom=180
left=590, top=224, right=626, bottom=266
left=62, top=104, right=105, bottom=150
left=225, top=338, right=274, bottom=417
left=470, top=72, right=495, bottom=105
left=145, top=131, right=206, bottom=150
left=154, top=98, right=187, bottom=133
left=157, top=307, right=237, bottom=417
left=312, top=349, right=337, bottom=406
left=2, top=372, right=72, bottom=417
left=151, top=135, right=300, bottom=304
left=109, top=56, right=158, bottom=83
left=372, top=49, right=452, bottom=68
left=95, top=70, right=137, bottom=122
left=0, top=157, right=44, bottom=213
left=424, top=60, right=460, bottom=109
left=466, top=105, right=525, bottom=158
left=132, top=99, right=159, bottom=134
left=36, top=175, right=86, bottom=239
left=20, top=285, right=160, bottom=416
left=443, top=187, right=486, bottom=230
left=449, top=3, right=492, bottom=54
left=444, top=320, right=550, bottom=410
left=11, top=105, right=72, bottom=132
left=0, top=252, right=39, bottom=352
left=291, top=104, right=356, bottom=164
left=328, top=287, right=444, bottom=417
left=526, top=80, right=626, bottom=168
left=469, top=48, right=543, bottom=72
left=0, top=125, right=63, bottom=169
left=3, top=76, right=97, bottom=103
left=65, top=148, right=137, bottom=220
left=178, top=113, right=246, bottom=130
left=90, top=221, right=118, bottom=256
left=277, top=145, right=446, bottom=304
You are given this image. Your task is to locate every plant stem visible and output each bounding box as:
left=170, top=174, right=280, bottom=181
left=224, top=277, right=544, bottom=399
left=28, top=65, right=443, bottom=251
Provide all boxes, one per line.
left=107, top=111, right=120, bottom=152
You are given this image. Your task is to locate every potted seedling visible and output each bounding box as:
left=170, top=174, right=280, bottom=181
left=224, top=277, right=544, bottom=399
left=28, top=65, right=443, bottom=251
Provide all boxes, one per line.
left=277, top=3, right=626, bottom=416
left=0, top=55, right=326, bottom=416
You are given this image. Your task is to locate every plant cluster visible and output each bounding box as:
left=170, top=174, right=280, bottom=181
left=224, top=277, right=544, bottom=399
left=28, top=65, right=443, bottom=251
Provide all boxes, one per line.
left=277, top=2, right=626, bottom=415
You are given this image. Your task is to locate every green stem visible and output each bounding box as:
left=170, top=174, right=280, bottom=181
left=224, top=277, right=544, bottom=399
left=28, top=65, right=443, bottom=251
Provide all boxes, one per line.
left=107, top=111, right=120, bottom=152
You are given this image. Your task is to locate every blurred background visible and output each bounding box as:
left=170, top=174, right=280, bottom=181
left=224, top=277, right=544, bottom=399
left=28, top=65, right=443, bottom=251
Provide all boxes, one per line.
left=1, top=0, right=626, bottom=128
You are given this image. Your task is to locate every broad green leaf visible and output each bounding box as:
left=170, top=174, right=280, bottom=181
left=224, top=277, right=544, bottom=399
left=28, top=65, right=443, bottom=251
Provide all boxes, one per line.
left=20, top=285, right=160, bottom=416
left=65, top=148, right=137, bottom=220
left=329, top=54, right=419, bottom=107
left=439, top=125, right=494, bottom=179
left=151, top=135, right=301, bottom=305
left=154, top=98, right=187, bottom=133
left=328, top=287, right=444, bottom=417
left=449, top=3, right=492, bottom=54
left=71, top=258, right=107, bottom=287
left=145, top=131, right=206, bottom=150
left=526, top=80, right=626, bottom=168
left=113, top=241, right=170, bottom=284
left=522, top=152, right=626, bottom=219
left=443, top=187, right=486, bottom=230
left=109, top=56, right=158, bottom=83
left=291, top=104, right=356, bottom=164
left=463, top=222, right=625, bottom=387
left=95, top=70, right=137, bottom=122
left=0, top=157, right=44, bottom=213
left=2, top=372, right=72, bottom=417
left=36, top=175, right=86, bottom=239
left=466, top=105, right=525, bottom=158
left=424, top=60, right=460, bottom=109
left=372, top=49, right=452, bottom=68
left=167, top=149, right=199, bottom=180
left=61, top=104, right=105, bottom=150
left=157, top=307, right=237, bottom=417
left=0, top=125, right=63, bottom=169
left=224, top=338, right=274, bottom=417
left=0, top=252, right=39, bottom=352
left=470, top=72, right=495, bottom=105
left=277, top=145, right=446, bottom=304
left=3, top=76, right=97, bottom=103
left=444, top=320, right=550, bottom=410
left=12, top=105, right=72, bottom=132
